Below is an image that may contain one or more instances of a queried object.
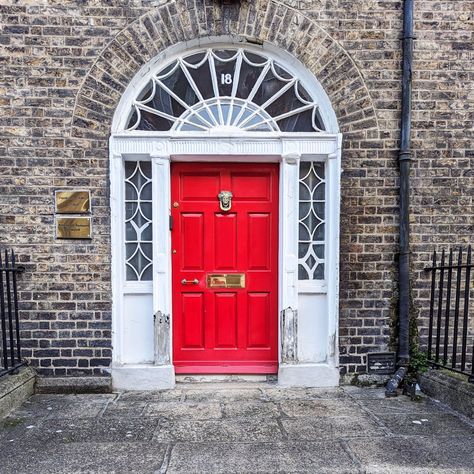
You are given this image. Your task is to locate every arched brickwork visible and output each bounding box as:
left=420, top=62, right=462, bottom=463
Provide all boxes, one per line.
left=71, top=0, right=379, bottom=140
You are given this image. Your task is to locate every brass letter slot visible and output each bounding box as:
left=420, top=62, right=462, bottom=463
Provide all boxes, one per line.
left=207, top=274, right=245, bottom=288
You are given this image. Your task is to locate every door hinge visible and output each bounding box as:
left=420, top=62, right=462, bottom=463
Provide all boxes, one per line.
left=169, top=215, right=173, bottom=231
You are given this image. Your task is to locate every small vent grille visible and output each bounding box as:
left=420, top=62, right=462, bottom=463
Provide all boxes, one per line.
left=367, top=352, right=396, bottom=375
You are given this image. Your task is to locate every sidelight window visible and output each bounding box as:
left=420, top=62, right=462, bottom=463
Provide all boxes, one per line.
left=298, top=161, right=325, bottom=280
left=124, top=161, right=153, bottom=281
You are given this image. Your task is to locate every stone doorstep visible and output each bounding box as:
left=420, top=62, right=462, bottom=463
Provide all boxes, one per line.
left=35, top=375, right=112, bottom=394
left=419, top=369, right=474, bottom=420
left=0, top=366, right=36, bottom=419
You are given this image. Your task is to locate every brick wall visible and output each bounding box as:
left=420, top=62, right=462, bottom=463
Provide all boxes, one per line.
left=409, top=1, right=474, bottom=355
left=0, top=0, right=472, bottom=378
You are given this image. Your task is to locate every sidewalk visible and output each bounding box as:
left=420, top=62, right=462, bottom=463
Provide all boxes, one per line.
left=1, top=383, right=473, bottom=473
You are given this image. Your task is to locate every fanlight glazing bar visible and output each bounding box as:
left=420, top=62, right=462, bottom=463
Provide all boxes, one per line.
left=124, top=48, right=327, bottom=134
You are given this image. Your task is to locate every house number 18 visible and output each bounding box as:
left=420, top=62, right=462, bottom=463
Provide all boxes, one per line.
left=221, top=74, right=232, bottom=85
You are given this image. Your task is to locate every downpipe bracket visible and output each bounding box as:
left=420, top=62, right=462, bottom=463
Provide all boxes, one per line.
left=398, top=151, right=412, bottom=162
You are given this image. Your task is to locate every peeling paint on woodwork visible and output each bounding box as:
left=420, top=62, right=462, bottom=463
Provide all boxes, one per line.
left=329, top=333, right=336, bottom=357
left=281, top=307, right=298, bottom=364
left=154, top=311, right=171, bottom=365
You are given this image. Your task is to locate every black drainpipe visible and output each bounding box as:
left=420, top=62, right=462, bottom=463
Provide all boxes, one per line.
left=386, top=0, right=414, bottom=397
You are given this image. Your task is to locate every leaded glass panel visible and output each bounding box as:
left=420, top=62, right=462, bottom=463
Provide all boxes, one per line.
left=125, top=48, right=326, bottom=133
left=298, top=162, right=325, bottom=280
left=124, top=161, right=152, bottom=281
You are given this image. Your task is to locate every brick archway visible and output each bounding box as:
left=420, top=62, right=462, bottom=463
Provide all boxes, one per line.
left=71, top=0, right=378, bottom=140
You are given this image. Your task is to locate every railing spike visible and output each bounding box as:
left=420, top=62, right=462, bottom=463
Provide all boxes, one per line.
left=0, top=248, right=27, bottom=377
left=435, top=249, right=446, bottom=363
left=451, top=247, right=463, bottom=369
left=427, top=249, right=437, bottom=361
left=443, top=248, right=454, bottom=365
left=0, top=249, right=8, bottom=371
left=427, top=245, right=472, bottom=381
left=461, top=245, right=472, bottom=371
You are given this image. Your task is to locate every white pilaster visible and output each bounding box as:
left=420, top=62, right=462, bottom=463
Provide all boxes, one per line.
left=326, top=134, right=343, bottom=368
left=149, top=151, right=175, bottom=388
left=150, top=152, right=172, bottom=327
left=110, top=150, right=125, bottom=365
left=280, top=152, right=300, bottom=312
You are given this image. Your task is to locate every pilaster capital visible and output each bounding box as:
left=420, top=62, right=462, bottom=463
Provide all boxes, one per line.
left=281, top=152, right=301, bottom=165
left=150, top=141, right=170, bottom=161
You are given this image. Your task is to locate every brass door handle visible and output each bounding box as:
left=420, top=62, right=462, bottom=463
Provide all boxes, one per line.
left=181, top=278, right=199, bottom=285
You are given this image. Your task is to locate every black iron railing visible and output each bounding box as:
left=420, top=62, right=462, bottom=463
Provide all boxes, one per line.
left=425, top=246, right=473, bottom=382
left=0, top=250, right=26, bottom=377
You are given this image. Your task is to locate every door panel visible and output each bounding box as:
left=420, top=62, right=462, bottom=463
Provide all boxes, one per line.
left=247, top=292, right=270, bottom=348
left=248, top=213, right=271, bottom=270
left=180, top=172, right=221, bottom=200
left=181, top=213, right=204, bottom=270
left=171, top=162, right=279, bottom=373
left=214, top=292, right=238, bottom=349
left=182, top=293, right=205, bottom=349
left=214, top=213, right=237, bottom=269
left=231, top=173, right=271, bottom=201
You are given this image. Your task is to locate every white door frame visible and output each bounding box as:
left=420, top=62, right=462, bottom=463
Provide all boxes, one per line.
left=110, top=132, right=341, bottom=390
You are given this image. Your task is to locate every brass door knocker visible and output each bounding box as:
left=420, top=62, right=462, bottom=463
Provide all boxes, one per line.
left=218, top=190, right=233, bottom=212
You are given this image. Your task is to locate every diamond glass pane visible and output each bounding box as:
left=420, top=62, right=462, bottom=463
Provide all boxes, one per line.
left=298, top=161, right=325, bottom=280
left=124, top=161, right=152, bottom=281
left=125, top=48, right=326, bottom=133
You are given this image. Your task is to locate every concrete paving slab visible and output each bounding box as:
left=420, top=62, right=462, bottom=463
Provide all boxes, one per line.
left=282, top=414, right=386, bottom=440
left=1, top=416, right=160, bottom=445
left=102, top=399, right=149, bottom=418
left=167, top=441, right=360, bottom=473
left=154, top=417, right=284, bottom=442
left=1, top=383, right=473, bottom=473
left=222, top=400, right=280, bottom=418
left=303, top=387, right=349, bottom=399
left=13, top=393, right=113, bottom=419
left=344, top=387, right=387, bottom=399
left=348, top=435, right=474, bottom=473
left=260, top=387, right=316, bottom=400
left=144, top=401, right=223, bottom=420
left=355, top=396, right=446, bottom=415
left=184, top=388, right=263, bottom=402
left=0, top=415, right=52, bottom=448
left=45, top=417, right=161, bottom=443
left=2, top=442, right=167, bottom=474
left=177, top=381, right=272, bottom=390
left=377, top=413, right=474, bottom=437
left=261, top=386, right=346, bottom=400
left=279, top=398, right=363, bottom=418
left=118, top=389, right=184, bottom=402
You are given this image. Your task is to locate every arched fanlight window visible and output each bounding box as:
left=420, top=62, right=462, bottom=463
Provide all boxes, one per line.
left=125, top=48, right=326, bottom=133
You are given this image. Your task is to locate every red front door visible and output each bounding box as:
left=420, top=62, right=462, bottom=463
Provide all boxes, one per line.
left=171, top=162, right=279, bottom=373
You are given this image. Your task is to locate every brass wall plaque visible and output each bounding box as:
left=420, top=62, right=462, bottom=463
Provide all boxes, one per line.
left=56, top=217, right=91, bottom=239
left=55, top=191, right=90, bottom=214
left=207, top=274, right=245, bottom=288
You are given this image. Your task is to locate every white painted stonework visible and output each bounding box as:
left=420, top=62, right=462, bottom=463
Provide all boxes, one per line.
left=109, top=38, right=342, bottom=390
